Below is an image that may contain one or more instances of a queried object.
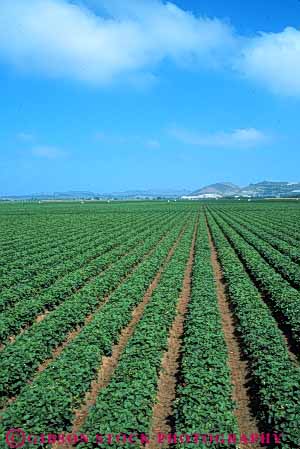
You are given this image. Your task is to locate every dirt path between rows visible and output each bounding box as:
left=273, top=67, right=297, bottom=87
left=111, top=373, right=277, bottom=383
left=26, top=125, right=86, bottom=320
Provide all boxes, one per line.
left=146, top=217, right=198, bottom=449
left=57, top=224, right=188, bottom=449
left=38, top=225, right=186, bottom=381
left=206, top=220, right=262, bottom=449
left=2, top=218, right=175, bottom=348
left=0, top=225, right=185, bottom=419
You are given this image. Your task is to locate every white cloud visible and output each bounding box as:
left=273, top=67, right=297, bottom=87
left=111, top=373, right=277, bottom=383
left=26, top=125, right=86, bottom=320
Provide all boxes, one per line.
left=31, top=146, right=66, bottom=159
left=170, top=127, right=269, bottom=148
left=237, top=27, right=300, bottom=96
left=0, top=0, right=236, bottom=84
left=1, top=0, right=300, bottom=97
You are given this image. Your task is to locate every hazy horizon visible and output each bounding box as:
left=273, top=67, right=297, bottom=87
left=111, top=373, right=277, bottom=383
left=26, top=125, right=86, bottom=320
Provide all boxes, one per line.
left=2, top=179, right=300, bottom=197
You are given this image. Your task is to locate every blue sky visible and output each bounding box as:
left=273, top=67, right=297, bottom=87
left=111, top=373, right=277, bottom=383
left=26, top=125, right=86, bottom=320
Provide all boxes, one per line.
left=1, top=0, right=300, bottom=195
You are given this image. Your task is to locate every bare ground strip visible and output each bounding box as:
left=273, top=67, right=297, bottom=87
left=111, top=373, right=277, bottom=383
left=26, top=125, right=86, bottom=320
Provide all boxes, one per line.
left=206, top=220, right=262, bottom=449
left=146, top=217, right=198, bottom=449
left=57, top=223, right=188, bottom=449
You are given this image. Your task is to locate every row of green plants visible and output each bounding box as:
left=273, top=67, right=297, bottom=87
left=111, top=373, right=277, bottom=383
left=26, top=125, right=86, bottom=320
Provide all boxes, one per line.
left=0, top=214, right=109, bottom=262
left=240, top=208, right=300, bottom=241
left=0, top=212, right=167, bottom=303
left=0, top=217, right=192, bottom=448
left=0, top=210, right=169, bottom=269
left=175, top=214, right=238, bottom=448
left=210, top=210, right=300, bottom=346
left=230, top=209, right=300, bottom=248
left=214, top=210, right=300, bottom=289
left=0, top=214, right=149, bottom=290
left=207, top=211, right=300, bottom=448
left=0, top=216, right=186, bottom=404
left=248, top=209, right=300, bottom=235
left=1, top=218, right=151, bottom=321
left=0, top=213, right=182, bottom=345
left=0, top=211, right=171, bottom=272
left=220, top=209, right=300, bottom=264
left=78, top=217, right=197, bottom=449
left=0, top=215, right=77, bottom=250
left=0, top=212, right=153, bottom=283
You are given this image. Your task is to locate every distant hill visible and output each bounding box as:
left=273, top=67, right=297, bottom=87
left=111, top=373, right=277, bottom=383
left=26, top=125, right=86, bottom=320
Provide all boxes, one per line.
left=184, top=180, right=300, bottom=199
left=190, top=182, right=240, bottom=197
left=2, top=182, right=300, bottom=201
left=240, top=181, right=300, bottom=197
left=0, top=189, right=190, bottom=201
left=101, top=189, right=190, bottom=199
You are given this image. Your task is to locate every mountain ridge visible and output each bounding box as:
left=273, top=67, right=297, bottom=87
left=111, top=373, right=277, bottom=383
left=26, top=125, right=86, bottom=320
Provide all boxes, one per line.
left=184, top=180, right=300, bottom=198
left=2, top=181, right=300, bottom=200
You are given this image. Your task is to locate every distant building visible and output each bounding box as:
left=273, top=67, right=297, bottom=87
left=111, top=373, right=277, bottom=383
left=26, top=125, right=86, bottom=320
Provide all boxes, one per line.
left=181, top=193, right=222, bottom=200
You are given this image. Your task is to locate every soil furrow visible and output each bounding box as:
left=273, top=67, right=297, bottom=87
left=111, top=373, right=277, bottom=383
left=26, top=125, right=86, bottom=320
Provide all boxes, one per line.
left=56, top=223, right=188, bottom=449
left=2, top=215, right=178, bottom=348
left=34, top=228, right=185, bottom=379
left=0, top=226, right=186, bottom=418
left=1, top=249, right=139, bottom=347
left=146, top=217, right=198, bottom=449
left=211, top=210, right=300, bottom=365
left=206, top=219, right=262, bottom=449
left=1, top=216, right=174, bottom=348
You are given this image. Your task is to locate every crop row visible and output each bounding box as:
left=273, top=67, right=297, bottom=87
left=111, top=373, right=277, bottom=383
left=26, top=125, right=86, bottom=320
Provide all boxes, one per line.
left=0, top=212, right=165, bottom=294
left=0, top=212, right=183, bottom=345
left=78, top=216, right=197, bottom=449
left=0, top=214, right=135, bottom=279
left=0, top=213, right=165, bottom=314
left=0, top=216, right=187, bottom=404
left=0, top=216, right=140, bottom=289
left=222, top=207, right=300, bottom=242
left=0, top=216, right=190, bottom=447
left=175, top=214, right=237, bottom=448
left=209, top=210, right=300, bottom=345
left=0, top=214, right=113, bottom=263
left=219, top=209, right=300, bottom=264
left=0, top=209, right=169, bottom=267
left=207, top=211, right=300, bottom=449
left=228, top=209, right=300, bottom=248
left=213, top=209, right=300, bottom=289
left=0, top=215, right=80, bottom=250
left=0, top=211, right=169, bottom=281
left=248, top=209, right=300, bottom=234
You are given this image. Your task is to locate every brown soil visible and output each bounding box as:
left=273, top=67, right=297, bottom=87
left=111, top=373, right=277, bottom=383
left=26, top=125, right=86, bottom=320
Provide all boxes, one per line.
left=36, top=226, right=186, bottom=379
left=3, top=222, right=173, bottom=347
left=56, top=224, right=187, bottom=449
left=5, top=311, right=51, bottom=347
left=32, top=295, right=111, bottom=376
left=3, top=252, right=133, bottom=346
left=206, top=220, right=262, bottom=449
left=281, top=333, right=299, bottom=365
left=212, top=212, right=300, bottom=366
left=0, top=225, right=184, bottom=419
left=146, top=218, right=198, bottom=449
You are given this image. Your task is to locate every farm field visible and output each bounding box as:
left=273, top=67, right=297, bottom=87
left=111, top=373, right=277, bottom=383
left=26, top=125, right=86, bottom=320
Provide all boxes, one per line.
left=1, top=200, right=300, bottom=448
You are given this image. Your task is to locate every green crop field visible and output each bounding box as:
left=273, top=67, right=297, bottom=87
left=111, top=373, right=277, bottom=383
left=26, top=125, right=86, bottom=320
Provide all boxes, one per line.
left=0, top=200, right=300, bottom=449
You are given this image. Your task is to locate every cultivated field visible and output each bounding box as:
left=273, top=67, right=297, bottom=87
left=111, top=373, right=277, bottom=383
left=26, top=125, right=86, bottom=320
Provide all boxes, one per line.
left=0, top=200, right=300, bottom=449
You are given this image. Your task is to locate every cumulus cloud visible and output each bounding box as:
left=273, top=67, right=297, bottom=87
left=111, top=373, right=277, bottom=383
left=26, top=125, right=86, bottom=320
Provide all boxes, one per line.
left=31, top=146, right=67, bottom=158
left=170, top=127, right=269, bottom=148
left=0, top=0, right=236, bottom=84
left=1, top=0, right=300, bottom=97
left=237, top=27, right=300, bottom=96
